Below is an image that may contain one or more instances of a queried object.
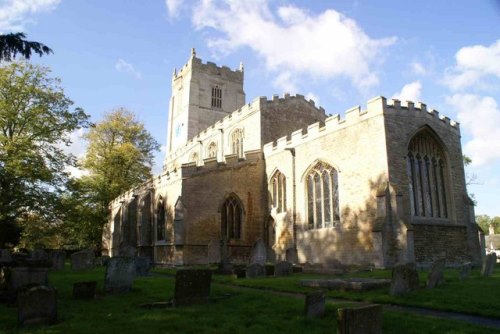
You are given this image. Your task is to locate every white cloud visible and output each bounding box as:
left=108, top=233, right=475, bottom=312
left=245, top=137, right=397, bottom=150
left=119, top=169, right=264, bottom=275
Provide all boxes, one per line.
left=392, top=81, right=422, bottom=102
left=0, top=0, right=60, bottom=32
left=58, top=128, right=90, bottom=178
left=191, top=0, right=396, bottom=92
left=447, top=94, right=500, bottom=166
left=115, top=58, right=142, bottom=79
left=444, top=39, right=500, bottom=91
left=411, top=62, right=427, bottom=76
left=165, top=0, right=183, bottom=19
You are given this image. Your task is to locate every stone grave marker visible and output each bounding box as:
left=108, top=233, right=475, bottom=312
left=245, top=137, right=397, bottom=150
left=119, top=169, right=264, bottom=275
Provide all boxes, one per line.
left=426, top=258, right=446, bottom=288
left=71, top=249, right=94, bottom=270
left=119, top=245, right=137, bottom=257
left=275, top=261, right=293, bottom=277
left=104, top=257, right=136, bottom=293
left=30, top=249, right=48, bottom=261
left=135, top=256, right=151, bottom=276
left=0, top=249, right=12, bottom=265
left=246, top=263, right=265, bottom=278
left=174, top=269, right=212, bottom=306
left=73, top=281, right=97, bottom=299
left=9, top=267, right=48, bottom=290
left=305, top=290, right=325, bottom=318
left=18, top=285, right=57, bottom=326
left=458, top=262, right=472, bottom=280
left=250, top=239, right=267, bottom=265
left=50, top=251, right=65, bottom=270
left=207, top=239, right=221, bottom=264
left=389, top=263, right=419, bottom=296
left=481, top=253, right=497, bottom=277
left=337, top=304, right=383, bottom=334
left=285, top=248, right=298, bottom=264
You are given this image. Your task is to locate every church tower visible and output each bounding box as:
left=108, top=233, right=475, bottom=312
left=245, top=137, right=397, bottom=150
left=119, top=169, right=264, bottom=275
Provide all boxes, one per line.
left=166, top=49, right=246, bottom=156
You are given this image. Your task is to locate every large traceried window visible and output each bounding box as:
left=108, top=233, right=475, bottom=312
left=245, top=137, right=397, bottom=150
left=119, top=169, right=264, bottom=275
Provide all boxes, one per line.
left=156, top=197, right=166, bottom=241
left=206, top=142, right=217, bottom=158
left=231, top=128, right=244, bottom=158
left=407, top=130, right=448, bottom=218
left=221, top=194, right=243, bottom=239
left=211, top=85, right=222, bottom=108
left=271, top=170, right=286, bottom=213
left=306, top=162, right=339, bottom=229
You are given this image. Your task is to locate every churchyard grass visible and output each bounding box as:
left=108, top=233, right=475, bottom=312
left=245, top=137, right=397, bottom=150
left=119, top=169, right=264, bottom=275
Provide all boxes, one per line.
left=0, top=265, right=495, bottom=333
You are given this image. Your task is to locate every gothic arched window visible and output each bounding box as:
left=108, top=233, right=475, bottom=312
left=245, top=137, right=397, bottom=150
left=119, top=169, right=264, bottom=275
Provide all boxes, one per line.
left=231, top=128, right=244, bottom=158
left=207, top=142, right=217, bottom=158
left=306, top=162, right=339, bottom=229
left=156, top=197, right=166, bottom=241
left=407, top=129, right=448, bottom=218
left=271, top=170, right=286, bottom=213
left=221, top=194, right=243, bottom=239
left=211, top=85, right=222, bottom=108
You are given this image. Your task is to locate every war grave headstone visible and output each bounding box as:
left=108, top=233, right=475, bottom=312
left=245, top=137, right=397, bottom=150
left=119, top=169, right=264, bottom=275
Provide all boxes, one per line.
left=275, top=261, right=293, bottom=277
left=337, top=304, right=383, bottom=334
left=426, top=258, right=446, bottom=288
left=389, top=263, right=419, bottom=296
left=174, top=269, right=212, bottom=306
left=246, top=263, right=266, bottom=278
left=73, top=281, right=97, bottom=299
left=305, top=291, right=325, bottom=318
left=50, top=251, right=66, bottom=270
left=18, top=285, right=57, bottom=326
left=250, top=239, right=266, bottom=265
left=71, top=249, right=94, bottom=270
left=104, top=257, right=136, bottom=293
left=481, top=252, right=497, bottom=277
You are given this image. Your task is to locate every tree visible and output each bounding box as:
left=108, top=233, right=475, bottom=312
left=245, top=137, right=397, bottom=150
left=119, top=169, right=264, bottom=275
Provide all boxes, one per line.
left=0, top=33, right=53, bottom=62
left=0, top=61, right=90, bottom=247
left=73, top=108, right=160, bottom=249
left=476, top=214, right=500, bottom=235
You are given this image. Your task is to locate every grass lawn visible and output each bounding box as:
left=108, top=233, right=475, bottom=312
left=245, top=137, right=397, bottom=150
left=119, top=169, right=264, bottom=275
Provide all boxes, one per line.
left=0, top=265, right=495, bottom=333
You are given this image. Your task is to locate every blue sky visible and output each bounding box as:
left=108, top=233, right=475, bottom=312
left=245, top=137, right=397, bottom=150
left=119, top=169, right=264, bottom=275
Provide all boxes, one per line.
left=1, top=0, right=500, bottom=216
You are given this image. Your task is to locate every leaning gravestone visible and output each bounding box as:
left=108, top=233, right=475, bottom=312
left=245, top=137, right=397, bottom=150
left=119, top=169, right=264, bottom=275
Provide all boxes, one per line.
left=458, top=262, right=472, bottom=280
left=337, top=304, right=383, bottom=334
left=71, top=249, right=94, bottom=270
left=207, top=239, right=221, bottom=264
left=135, top=256, right=151, bottom=276
left=389, top=263, right=419, bottom=296
left=305, top=290, right=325, bottom=318
left=482, top=253, right=497, bottom=277
left=246, top=263, right=266, bottom=278
left=73, top=281, right=97, bottom=299
left=250, top=239, right=267, bottom=265
left=174, top=269, right=212, bottom=306
left=18, top=285, right=57, bottom=326
left=50, top=251, right=65, bottom=270
left=9, top=267, right=48, bottom=290
left=275, top=261, right=293, bottom=277
left=104, top=257, right=136, bottom=293
left=426, top=258, right=446, bottom=288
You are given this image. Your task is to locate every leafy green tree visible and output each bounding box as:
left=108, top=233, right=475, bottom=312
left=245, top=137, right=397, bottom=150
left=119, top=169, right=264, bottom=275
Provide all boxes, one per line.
left=0, top=62, right=90, bottom=247
left=72, top=108, right=160, bottom=249
left=0, top=33, right=52, bottom=62
left=477, top=214, right=492, bottom=234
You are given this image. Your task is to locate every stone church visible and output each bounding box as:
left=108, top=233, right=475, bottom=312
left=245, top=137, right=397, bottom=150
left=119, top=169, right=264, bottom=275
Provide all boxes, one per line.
left=103, top=49, right=484, bottom=268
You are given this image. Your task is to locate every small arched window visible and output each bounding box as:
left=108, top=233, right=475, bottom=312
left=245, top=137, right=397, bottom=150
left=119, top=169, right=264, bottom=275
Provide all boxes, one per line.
left=271, top=170, right=286, bottom=213
left=207, top=142, right=217, bottom=158
left=221, top=194, right=243, bottom=239
left=306, top=162, right=339, bottom=229
left=156, top=197, right=166, bottom=241
left=211, top=85, right=222, bottom=108
left=231, top=128, right=244, bottom=158
left=407, top=130, right=448, bottom=218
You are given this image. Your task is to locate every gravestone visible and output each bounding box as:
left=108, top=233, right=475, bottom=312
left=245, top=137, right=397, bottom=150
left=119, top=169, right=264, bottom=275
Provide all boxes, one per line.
left=18, top=285, right=57, bottom=326
left=218, top=239, right=233, bottom=274
left=135, top=256, right=151, bottom=276
left=285, top=248, right=298, bottom=264
left=71, top=249, right=94, bottom=270
left=305, top=291, right=325, bottom=318
left=174, top=269, right=212, bottom=306
left=50, top=251, right=65, bottom=270
left=0, top=249, right=12, bottom=264
left=73, top=281, right=97, bottom=299
left=426, top=258, right=446, bottom=288
left=458, top=262, right=472, bottom=280
left=389, top=263, right=419, bottom=296
left=266, top=247, right=276, bottom=263
left=104, top=257, right=136, bottom=293
left=119, top=245, right=137, bottom=257
left=30, top=249, right=48, bottom=261
left=9, top=267, right=48, bottom=290
left=246, top=263, right=266, bottom=278
left=207, top=239, right=221, bottom=264
left=337, top=304, right=383, bottom=334
left=250, top=239, right=267, bottom=265
left=275, top=261, right=293, bottom=277
left=482, top=253, right=497, bottom=277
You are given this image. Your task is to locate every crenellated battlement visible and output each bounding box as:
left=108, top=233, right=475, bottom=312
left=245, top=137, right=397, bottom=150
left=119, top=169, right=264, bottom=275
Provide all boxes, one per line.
left=263, top=96, right=459, bottom=156
left=173, top=50, right=243, bottom=82
left=261, top=92, right=326, bottom=116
